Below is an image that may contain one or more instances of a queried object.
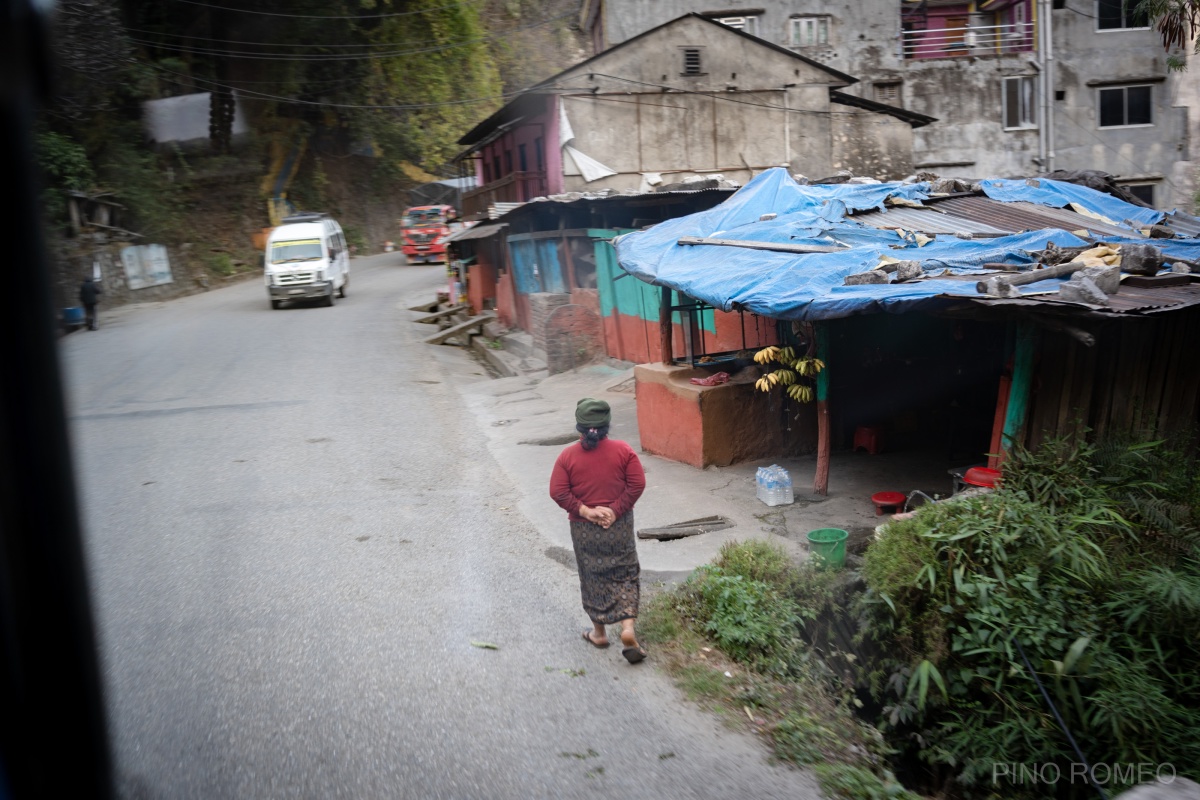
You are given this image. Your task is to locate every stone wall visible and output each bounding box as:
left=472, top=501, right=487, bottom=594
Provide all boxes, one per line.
left=544, top=304, right=603, bottom=374
left=528, top=292, right=570, bottom=355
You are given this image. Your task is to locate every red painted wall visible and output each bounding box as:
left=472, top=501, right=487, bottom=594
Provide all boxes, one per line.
left=635, top=378, right=706, bottom=469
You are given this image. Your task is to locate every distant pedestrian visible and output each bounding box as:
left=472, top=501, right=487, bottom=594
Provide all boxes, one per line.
left=79, top=275, right=101, bottom=330
left=549, top=398, right=648, bottom=663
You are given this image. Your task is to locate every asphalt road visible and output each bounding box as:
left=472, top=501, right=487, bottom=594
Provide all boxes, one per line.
left=60, top=253, right=822, bottom=799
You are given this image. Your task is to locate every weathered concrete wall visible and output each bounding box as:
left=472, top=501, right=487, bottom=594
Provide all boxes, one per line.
left=591, top=2, right=1197, bottom=207
left=556, top=15, right=874, bottom=190
left=831, top=107, right=915, bottom=180
left=594, top=0, right=903, bottom=78
left=1050, top=5, right=1185, bottom=205
left=905, top=55, right=1040, bottom=177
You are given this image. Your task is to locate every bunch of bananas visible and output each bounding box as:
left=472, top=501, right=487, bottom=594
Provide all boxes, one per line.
left=755, top=369, right=797, bottom=392
left=752, top=346, right=780, bottom=365
left=752, top=345, right=825, bottom=403
left=755, top=345, right=800, bottom=364
left=794, top=357, right=826, bottom=376
left=786, top=384, right=814, bottom=403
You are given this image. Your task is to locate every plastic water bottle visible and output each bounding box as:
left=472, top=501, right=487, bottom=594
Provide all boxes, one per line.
left=778, top=466, right=794, bottom=505
left=757, top=464, right=794, bottom=506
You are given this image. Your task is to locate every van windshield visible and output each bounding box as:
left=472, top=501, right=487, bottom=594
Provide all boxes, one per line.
left=271, top=239, right=323, bottom=264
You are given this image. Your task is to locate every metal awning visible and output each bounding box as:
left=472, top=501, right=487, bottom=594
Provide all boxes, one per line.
left=444, top=222, right=507, bottom=243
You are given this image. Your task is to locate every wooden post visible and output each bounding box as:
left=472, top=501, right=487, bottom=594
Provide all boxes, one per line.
left=814, top=323, right=831, bottom=496
left=1000, top=320, right=1038, bottom=458
left=659, top=285, right=673, bottom=365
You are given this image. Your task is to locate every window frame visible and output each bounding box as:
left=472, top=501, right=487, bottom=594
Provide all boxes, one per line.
left=789, top=15, right=830, bottom=47
left=874, top=81, right=902, bottom=105
left=715, top=15, right=759, bottom=37
left=1122, top=183, right=1156, bottom=206
left=1002, top=75, right=1038, bottom=131
left=1095, top=0, right=1150, bottom=31
left=1097, top=84, right=1154, bottom=128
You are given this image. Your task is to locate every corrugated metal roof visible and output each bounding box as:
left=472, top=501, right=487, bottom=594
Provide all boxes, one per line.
left=1163, top=211, right=1200, bottom=238
left=854, top=206, right=1010, bottom=236
left=926, top=196, right=1139, bottom=237
left=444, top=222, right=506, bottom=243
left=966, top=282, right=1200, bottom=316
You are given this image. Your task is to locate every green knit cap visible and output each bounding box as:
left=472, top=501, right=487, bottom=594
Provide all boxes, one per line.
left=575, top=397, right=611, bottom=428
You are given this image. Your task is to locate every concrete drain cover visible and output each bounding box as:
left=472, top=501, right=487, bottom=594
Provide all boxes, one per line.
left=519, top=433, right=579, bottom=446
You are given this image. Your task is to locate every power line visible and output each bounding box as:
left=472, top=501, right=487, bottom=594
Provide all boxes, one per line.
left=163, top=0, right=489, bottom=21
left=152, top=65, right=522, bottom=110
left=125, top=11, right=574, bottom=62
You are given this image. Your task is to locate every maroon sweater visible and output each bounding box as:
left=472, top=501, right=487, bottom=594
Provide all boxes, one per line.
left=549, top=438, right=646, bottom=522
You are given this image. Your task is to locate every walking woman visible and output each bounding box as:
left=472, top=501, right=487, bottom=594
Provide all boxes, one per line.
left=549, top=398, right=647, bottom=663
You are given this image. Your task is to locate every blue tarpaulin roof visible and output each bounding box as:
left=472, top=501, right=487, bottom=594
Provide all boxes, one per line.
left=614, top=168, right=1200, bottom=321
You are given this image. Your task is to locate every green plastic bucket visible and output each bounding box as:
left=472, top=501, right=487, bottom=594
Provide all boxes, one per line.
left=806, top=528, right=849, bottom=570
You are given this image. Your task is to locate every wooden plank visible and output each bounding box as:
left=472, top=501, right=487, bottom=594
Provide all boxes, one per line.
left=1054, top=335, right=1079, bottom=437
left=677, top=236, right=844, bottom=255
left=408, top=301, right=440, bottom=313
left=659, top=286, right=673, bottom=365
left=1142, top=315, right=1173, bottom=434
left=1173, top=310, right=1200, bottom=429
left=413, top=304, right=468, bottom=324
left=814, top=324, right=831, bottom=496
left=423, top=312, right=496, bottom=345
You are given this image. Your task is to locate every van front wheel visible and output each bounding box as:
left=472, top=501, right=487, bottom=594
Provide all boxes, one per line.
left=324, top=290, right=335, bottom=307
left=271, top=299, right=282, bottom=310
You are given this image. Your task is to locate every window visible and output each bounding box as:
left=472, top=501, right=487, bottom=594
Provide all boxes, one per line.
left=715, top=15, right=759, bottom=37
left=1003, top=76, right=1037, bottom=129
left=1124, top=184, right=1155, bottom=206
left=790, top=16, right=829, bottom=47
left=504, top=149, right=513, bottom=173
left=874, top=82, right=901, bottom=104
left=682, top=47, right=703, bottom=75
left=534, top=137, right=544, bottom=171
left=518, top=143, right=527, bottom=172
left=1099, top=85, right=1152, bottom=126
left=1097, top=0, right=1148, bottom=29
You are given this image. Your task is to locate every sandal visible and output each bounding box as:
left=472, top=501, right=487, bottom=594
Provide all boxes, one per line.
left=582, top=630, right=609, bottom=649
left=622, top=645, right=647, bottom=664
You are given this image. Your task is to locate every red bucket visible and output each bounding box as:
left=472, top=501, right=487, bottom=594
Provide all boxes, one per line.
left=963, top=467, right=1001, bottom=488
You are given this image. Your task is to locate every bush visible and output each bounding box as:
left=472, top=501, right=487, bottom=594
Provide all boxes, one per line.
left=857, top=436, right=1200, bottom=797
left=685, top=564, right=799, bottom=668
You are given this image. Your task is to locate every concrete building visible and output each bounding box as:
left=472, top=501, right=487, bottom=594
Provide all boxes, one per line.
left=580, top=0, right=1200, bottom=209
left=454, top=13, right=933, bottom=217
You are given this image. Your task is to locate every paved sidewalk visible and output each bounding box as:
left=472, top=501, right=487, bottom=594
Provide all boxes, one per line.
left=458, top=358, right=957, bottom=582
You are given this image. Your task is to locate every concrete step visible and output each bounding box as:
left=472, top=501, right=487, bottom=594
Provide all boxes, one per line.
left=471, top=336, right=546, bottom=377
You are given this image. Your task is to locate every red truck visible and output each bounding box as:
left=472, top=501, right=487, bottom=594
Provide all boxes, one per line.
left=400, top=204, right=455, bottom=264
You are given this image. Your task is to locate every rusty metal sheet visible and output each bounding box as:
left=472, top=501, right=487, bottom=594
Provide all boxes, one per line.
left=927, top=196, right=1138, bottom=238
left=853, top=206, right=1010, bottom=236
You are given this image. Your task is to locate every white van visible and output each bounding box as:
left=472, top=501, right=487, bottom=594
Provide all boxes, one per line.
left=264, top=212, right=350, bottom=309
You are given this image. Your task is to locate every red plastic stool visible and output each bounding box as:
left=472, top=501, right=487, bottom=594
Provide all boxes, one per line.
left=871, top=491, right=906, bottom=515
left=853, top=426, right=883, bottom=454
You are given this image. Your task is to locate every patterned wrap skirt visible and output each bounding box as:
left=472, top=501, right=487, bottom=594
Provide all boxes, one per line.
left=569, top=511, right=640, bottom=624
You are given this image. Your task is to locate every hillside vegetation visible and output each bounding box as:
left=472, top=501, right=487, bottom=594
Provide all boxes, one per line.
left=38, top=0, right=583, bottom=293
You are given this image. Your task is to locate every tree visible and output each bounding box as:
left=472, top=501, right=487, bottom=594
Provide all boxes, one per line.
left=1139, top=0, right=1200, bottom=70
